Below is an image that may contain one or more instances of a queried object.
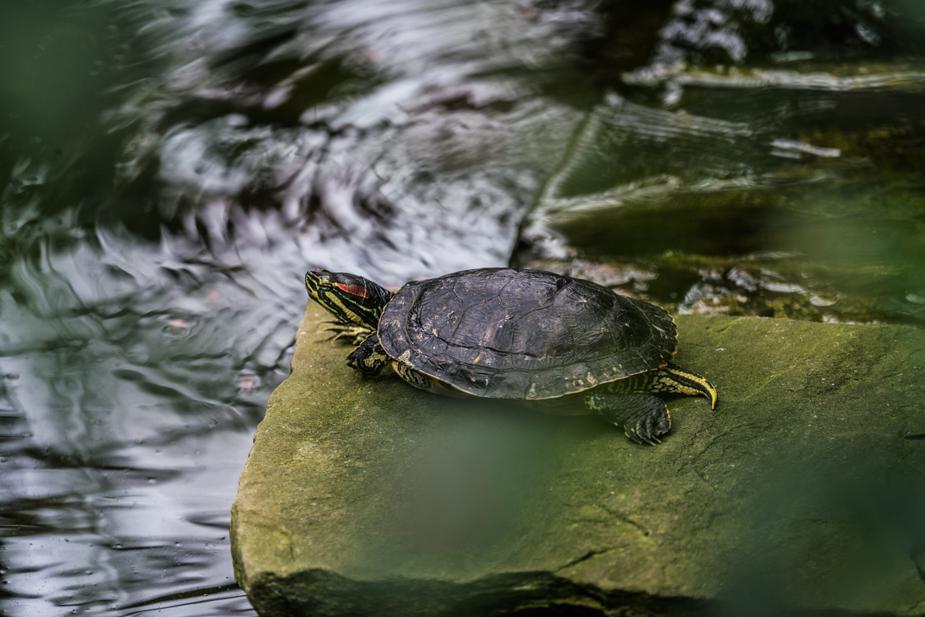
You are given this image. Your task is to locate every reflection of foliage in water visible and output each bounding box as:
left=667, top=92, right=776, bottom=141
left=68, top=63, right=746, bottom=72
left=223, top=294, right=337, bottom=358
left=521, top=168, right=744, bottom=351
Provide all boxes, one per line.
left=520, top=3, right=925, bottom=325
left=650, top=0, right=922, bottom=67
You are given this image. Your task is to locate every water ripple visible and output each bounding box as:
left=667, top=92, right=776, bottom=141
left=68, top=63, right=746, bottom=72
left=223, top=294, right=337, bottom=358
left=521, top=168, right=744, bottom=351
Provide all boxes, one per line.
left=3, top=1, right=925, bottom=615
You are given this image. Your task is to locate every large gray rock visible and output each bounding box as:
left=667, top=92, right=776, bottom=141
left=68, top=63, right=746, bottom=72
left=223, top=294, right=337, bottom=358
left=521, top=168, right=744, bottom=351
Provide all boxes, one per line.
left=232, top=304, right=925, bottom=616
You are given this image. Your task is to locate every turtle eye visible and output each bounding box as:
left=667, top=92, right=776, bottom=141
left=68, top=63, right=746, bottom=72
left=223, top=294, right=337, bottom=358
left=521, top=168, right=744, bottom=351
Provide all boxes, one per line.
left=335, top=282, right=368, bottom=298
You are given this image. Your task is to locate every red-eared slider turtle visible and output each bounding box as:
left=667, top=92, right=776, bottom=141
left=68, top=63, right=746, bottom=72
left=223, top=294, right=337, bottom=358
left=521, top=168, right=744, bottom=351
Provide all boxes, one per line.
left=305, top=267, right=717, bottom=445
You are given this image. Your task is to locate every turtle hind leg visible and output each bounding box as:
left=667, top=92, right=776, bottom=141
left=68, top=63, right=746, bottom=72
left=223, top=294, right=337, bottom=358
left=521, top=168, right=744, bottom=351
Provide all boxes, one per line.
left=655, top=363, right=718, bottom=412
left=584, top=392, right=671, bottom=446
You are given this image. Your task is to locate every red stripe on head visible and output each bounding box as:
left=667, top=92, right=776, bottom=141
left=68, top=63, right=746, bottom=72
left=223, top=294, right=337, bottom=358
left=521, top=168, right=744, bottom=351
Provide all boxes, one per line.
left=335, top=282, right=368, bottom=298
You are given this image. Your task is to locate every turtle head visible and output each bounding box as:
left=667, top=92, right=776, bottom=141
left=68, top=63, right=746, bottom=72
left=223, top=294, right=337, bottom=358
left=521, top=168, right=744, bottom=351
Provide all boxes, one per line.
left=305, top=270, right=392, bottom=328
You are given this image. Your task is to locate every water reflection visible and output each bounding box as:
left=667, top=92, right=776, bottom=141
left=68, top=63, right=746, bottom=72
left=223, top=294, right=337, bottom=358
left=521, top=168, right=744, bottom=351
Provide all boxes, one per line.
left=2, top=0, right=925, bottom=614
left=0, top=1, right=605, bottom=614
left=523, top=59, right=925, bottom=323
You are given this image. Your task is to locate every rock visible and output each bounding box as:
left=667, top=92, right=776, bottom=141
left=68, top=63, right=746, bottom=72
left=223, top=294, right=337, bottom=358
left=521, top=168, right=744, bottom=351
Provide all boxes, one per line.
left=231, top=304, right=925, bottom=616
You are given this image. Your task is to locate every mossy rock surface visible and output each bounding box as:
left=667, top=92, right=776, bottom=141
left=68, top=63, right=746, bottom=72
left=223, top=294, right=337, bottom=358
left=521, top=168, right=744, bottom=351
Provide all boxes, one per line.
left=232, top=304, right=925, bottom=616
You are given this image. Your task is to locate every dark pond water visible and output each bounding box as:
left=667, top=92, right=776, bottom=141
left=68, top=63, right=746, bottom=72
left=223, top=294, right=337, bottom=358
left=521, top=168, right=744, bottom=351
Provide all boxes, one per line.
left=1, top=1, right=924, bottom=614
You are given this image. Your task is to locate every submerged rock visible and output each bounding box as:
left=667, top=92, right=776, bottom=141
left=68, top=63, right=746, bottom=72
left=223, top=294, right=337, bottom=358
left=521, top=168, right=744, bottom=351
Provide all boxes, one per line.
left=232, top=304, right=925, bottom=616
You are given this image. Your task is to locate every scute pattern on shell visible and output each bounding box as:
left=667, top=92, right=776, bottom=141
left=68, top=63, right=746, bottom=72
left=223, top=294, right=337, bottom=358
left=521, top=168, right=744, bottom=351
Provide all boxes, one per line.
left=378, top=268, right=677, bottom=399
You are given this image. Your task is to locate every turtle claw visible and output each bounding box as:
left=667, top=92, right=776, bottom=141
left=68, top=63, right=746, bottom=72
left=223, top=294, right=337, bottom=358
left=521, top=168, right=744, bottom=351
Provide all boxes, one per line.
left=624, top=426, right=658, bottom=447
left=324, top=321, right=371, bottom=346
left=641, top=434, right=661, bottom=447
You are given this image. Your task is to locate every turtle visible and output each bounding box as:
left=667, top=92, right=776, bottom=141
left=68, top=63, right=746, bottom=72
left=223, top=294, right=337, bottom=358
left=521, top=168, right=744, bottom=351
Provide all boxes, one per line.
left=304, top=267, right=717, bottom=445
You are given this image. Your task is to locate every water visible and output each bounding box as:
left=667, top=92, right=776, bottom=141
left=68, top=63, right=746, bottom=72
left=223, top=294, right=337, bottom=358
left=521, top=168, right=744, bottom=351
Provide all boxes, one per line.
left=1, top=1, right=924, bottom=614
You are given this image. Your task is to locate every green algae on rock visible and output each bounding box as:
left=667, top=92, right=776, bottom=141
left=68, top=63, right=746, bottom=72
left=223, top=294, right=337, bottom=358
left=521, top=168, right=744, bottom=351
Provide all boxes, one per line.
left=231, top=304, right=925, bottom=616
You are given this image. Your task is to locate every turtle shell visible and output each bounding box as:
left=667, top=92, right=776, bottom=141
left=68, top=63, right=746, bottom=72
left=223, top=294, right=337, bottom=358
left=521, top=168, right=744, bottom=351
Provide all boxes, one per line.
left=377, top=268, right=676, bottom=400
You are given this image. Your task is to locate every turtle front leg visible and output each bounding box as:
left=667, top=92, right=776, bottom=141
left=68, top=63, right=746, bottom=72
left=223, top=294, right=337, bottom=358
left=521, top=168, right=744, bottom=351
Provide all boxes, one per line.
left=325, top=321, right=373, bottom=346
left=584, top=392, right=671, bottom=445
left=347, top=333, right=389, bottom=378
